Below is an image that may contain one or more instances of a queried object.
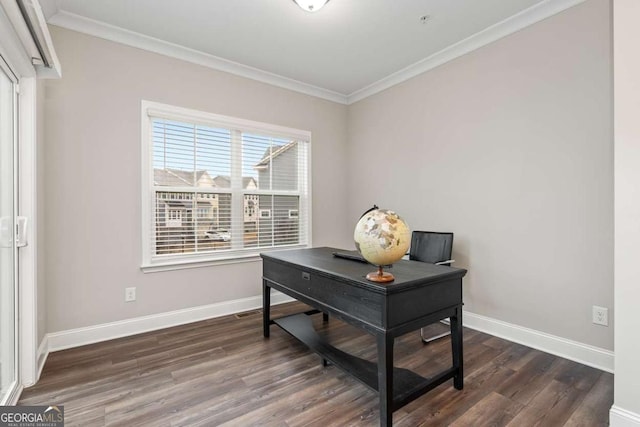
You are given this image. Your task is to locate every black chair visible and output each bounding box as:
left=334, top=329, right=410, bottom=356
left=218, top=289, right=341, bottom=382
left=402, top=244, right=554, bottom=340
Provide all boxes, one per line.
left=409, top=231, right=455, bottom=344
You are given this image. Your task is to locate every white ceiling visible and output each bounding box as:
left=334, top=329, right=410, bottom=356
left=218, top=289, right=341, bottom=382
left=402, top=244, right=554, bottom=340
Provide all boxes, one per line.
left=39, top=0, right=585, bottom=103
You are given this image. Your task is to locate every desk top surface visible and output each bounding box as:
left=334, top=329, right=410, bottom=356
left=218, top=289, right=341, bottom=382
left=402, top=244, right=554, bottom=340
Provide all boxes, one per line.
left=261, top=246, right=467, bottom=295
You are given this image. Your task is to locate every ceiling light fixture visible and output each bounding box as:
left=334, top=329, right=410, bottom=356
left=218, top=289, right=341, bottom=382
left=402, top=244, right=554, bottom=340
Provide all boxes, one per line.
left=293, top=0, right=330, bottom=12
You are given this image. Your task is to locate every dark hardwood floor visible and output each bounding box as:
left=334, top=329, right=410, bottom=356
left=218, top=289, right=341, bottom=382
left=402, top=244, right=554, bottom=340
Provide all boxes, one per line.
left=19, top=302, right=613, bottom=426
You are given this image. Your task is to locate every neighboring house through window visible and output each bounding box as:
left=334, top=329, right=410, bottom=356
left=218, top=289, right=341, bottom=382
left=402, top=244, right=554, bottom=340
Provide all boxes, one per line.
left=166, top=208, right=183, bottom=227
left=141, top=101, right=311, bottom=269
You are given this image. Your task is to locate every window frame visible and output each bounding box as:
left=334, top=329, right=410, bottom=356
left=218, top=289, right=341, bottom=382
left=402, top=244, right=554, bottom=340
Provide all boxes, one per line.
left=141, top=100, right=312, bottom=272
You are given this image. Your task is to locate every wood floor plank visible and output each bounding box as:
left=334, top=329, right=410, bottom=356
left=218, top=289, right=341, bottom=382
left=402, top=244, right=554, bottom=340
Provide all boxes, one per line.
left=495, top=351, right=563, bottom=405
left=284, top=378, right=375, bottom=427
left=287, top=382, right=380, bottom=427
left=506, top=379, right=591, bottom=427
left=563, top=372, right=614, bottom=427
left=404, top=361, right=517, bottom=425
left=218, top=371, right=350, bottom=426
left=448, top=392, right=524, bottom=426
left=18, top=302, right=613, bottom=426
left=490, top=341, right=539, bottom=372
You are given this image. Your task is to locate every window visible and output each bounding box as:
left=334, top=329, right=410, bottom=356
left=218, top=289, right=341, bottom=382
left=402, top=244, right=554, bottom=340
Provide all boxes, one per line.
left=167, top=208, right=183, bottom=227
left=196, top=207, right=211, bottom=218
left=141, top=101, right=311, bottom=269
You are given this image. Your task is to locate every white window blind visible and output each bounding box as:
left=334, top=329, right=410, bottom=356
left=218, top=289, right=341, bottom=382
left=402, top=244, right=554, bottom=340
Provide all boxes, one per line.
left=141, top=101, right=311, bottom=269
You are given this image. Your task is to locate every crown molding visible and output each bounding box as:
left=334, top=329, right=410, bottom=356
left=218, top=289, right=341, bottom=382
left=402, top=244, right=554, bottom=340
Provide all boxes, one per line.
left=347, top=0, right=588, bottom=104
left=47, top=10, right=349, bottom=104
left=48, top=0, right=587, bottom=106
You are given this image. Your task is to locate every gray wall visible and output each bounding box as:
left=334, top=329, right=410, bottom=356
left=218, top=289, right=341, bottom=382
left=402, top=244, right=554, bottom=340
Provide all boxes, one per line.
left=43, top=26, right=351, bottom=332
left=43, top=0, right=614, bottom=354
left=347, top=0, right=613, bottom=350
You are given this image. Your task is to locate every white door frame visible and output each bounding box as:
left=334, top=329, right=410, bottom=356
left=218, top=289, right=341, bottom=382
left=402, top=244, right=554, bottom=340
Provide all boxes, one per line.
left=18, top=76, right=39, bottom=388
left=0, top=51, right=20, bottom=406
left=0, top=5, right=40, bottom=401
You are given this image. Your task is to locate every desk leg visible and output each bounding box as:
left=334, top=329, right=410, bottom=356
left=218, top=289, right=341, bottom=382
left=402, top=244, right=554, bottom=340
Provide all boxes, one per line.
left=377, top=333, right=394, bottom=427
left=451, top=306, right=463, bottom=390
left=263, top=280, right=271, bottom=338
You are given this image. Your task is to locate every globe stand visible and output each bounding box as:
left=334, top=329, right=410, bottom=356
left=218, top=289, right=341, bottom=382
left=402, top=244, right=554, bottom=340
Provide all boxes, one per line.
left=366, top=265, right=395, bottom=283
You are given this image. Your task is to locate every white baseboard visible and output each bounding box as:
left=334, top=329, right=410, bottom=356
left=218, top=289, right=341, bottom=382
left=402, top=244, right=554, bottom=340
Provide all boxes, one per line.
left=35, top=335, right=49, bottom=381
left=44, top=294, right=612, bottom=375
left=19, top=336, right=49, bottom=391
left=7, top=384, right=23, bottom=405
left=463, top=311, right=614, bottom=373
left=610, top=406, right=640, bottom=427
left=47, top=291, right=294, bottom=352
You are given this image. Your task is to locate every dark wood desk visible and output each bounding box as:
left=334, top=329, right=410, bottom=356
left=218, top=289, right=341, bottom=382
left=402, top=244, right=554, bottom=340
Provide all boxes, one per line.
left=261, top=247, right=467, bottom=426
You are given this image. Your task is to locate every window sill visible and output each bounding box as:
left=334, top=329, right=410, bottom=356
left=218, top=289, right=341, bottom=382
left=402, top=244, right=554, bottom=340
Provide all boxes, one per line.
left=141, top=245, right=308, bottom=273
left=141, top=253, right=262, bottom=273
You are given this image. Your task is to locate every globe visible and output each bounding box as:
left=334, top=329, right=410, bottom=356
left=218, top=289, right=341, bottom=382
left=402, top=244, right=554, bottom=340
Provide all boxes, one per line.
left=354, top=207, right=411, bottom=282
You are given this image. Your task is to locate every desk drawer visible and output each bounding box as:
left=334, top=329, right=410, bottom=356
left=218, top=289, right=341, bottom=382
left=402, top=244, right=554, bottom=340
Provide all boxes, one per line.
left=264, top=260, right=384, bottom=327
left=387, top=278, right=462, bottom=327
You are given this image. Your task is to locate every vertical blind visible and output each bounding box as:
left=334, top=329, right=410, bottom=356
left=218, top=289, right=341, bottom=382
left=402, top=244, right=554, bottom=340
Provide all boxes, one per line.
left=146, top=111, right=310, bottom=263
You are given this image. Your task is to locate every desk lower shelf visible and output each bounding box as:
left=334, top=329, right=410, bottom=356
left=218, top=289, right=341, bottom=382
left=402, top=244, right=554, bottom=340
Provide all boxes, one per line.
left=272, top=313, right=456, bottom=410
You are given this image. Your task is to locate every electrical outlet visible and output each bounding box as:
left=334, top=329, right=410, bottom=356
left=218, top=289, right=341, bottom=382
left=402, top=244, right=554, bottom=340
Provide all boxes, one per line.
left=592, top=305, right=608, bottom=326
left=125, top=287, right=136, bottom=302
